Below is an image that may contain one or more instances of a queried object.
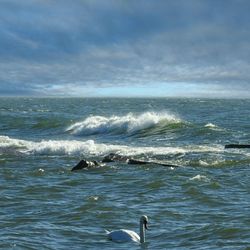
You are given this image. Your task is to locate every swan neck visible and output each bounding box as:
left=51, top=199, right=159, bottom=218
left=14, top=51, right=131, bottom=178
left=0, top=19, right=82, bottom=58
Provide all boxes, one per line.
left=140, top=221, right=145, bottom=243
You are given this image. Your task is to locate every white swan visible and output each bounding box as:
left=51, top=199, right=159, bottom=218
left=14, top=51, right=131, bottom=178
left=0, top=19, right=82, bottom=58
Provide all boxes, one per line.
left=106, top=215, right=149, bottom=243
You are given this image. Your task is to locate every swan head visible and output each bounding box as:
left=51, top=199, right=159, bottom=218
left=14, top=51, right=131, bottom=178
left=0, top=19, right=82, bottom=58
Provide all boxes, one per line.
left=140, top=215, right=149, bottom=230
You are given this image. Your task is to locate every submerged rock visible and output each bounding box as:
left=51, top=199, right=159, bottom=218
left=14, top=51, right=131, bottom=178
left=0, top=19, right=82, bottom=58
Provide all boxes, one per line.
left=102, top=153, right=129, bottom=163
left=102, top=153, right=180, bottom=167
left=127, top=158, right=149, bottom=165
left=72, top=153, right=180, bottom=171
left=128, top=158, right=179, bottom=167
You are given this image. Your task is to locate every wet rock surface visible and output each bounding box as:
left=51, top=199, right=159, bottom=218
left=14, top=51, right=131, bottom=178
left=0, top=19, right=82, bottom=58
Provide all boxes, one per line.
left=72, top=153, right=180, bottom=171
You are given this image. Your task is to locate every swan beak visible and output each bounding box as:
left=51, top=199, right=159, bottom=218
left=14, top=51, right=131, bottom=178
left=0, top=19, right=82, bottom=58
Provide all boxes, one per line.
left=145, top=221, right=149, bottom=230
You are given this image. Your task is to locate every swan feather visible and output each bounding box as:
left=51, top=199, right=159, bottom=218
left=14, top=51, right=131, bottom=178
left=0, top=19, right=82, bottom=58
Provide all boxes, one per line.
left=107, top=229, right=140, bottom=243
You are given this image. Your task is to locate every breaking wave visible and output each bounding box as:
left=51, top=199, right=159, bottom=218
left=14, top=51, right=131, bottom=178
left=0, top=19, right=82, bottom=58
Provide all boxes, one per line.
left=0, top=135, right=223, bottom=158
left=66, top=112, right=182, bottom=136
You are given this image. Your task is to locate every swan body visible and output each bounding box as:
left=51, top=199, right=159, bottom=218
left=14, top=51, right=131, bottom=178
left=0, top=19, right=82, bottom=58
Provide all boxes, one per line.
left=107, top=229, right=140, bottom=243
left=106, top=215, right=148, bottom=243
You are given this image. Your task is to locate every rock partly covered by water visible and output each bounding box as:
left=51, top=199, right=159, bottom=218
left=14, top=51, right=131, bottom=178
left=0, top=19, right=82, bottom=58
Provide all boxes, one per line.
left=225, top=144, right=250, bottom=149
left=71, top=159, right=99, bottom=171
left=102, top=153, right=130, bottom=163
left=71, top=153, right=180, bottom=171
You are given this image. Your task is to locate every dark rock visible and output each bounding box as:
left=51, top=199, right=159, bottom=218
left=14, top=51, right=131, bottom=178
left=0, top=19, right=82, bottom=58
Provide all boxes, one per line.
left=102, top=153, right=179, bottom=168
left=71, top=159, right=99, bottom=171
left=128, top=158, right=179, bottom=167
left=72, top=153, right=180, bottom=171
left=127, top=159, right=149, bottom=165
left=225, top=144, right=250, bottom=149
left=102, top=153, right=129, bottom=163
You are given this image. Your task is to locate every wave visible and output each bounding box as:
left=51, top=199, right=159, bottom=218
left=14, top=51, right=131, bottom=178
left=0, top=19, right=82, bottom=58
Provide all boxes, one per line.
left=66, top=112, right=182, bottom=136
left=205, top=123, right=217, bottom=128
left=0, top=135, right=223, bottom=158
left=204, top=123, right=225, bottom=132
left=189, top=174, right=210, bottom=182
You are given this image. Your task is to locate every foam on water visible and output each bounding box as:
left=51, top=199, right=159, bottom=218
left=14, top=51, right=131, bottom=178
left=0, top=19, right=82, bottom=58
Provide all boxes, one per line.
left=189, top=174, right=210, bottom=182
left=204, top=122, right=225, bottom=132
left=205, top=123, right=216, bottom=128
left=66, top=112, right=181, bottom=136
left=0, top=135, right=223, bottom=157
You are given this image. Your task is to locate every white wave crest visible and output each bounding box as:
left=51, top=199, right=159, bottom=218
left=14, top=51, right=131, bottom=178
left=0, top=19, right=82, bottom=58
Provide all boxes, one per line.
left=205, top=123, right=217, bottom=128
left=0, top=136, right=223, bottom=157
left=0, top=135, right=184, bottom=156
left=189, top=174, right=210, bottom=182
left=204, top=123, right=225, bottom=131
left=66, top=112, right=181, bottom=136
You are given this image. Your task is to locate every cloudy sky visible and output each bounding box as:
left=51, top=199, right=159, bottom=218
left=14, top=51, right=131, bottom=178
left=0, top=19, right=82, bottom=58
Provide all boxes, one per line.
left=0, top=0, right=250, bottom=97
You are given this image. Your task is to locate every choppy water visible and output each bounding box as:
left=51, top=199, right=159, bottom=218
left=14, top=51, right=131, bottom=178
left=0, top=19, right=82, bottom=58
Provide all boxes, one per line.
left=0, top=98, right=250, bottom=249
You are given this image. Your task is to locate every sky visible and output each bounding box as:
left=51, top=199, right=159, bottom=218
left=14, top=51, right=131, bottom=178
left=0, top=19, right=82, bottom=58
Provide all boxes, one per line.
left=0, top=0, right=250, bottom=98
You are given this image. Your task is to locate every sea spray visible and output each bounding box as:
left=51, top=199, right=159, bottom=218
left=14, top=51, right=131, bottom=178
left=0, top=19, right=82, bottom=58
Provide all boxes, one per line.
left=0, top=135, right=223, bottom=157
left=66, top=112, right=181, bottom=136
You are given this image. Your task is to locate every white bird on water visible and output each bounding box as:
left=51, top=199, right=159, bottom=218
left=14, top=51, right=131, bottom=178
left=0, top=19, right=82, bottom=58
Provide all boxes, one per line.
left=106, top=215, right=149, bottom=243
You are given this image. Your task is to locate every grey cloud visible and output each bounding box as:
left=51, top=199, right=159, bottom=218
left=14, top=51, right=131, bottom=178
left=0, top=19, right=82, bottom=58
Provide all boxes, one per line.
left=0, top=0, right=250, bottom=96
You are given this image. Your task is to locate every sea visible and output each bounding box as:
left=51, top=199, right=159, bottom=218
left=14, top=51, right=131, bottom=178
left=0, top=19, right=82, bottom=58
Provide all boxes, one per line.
left=0, top=97, right=249, bottom=250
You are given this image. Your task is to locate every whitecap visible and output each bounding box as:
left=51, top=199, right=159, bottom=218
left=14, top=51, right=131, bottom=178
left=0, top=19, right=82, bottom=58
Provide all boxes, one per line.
left=66, top=111, right=181, bottom=136
left=204, top=123, right=225, bottom=132
left=205, top=123, right=217, bottom=128
left=0, top=135, right=224, bottom=157
left=189, top=174, right=210, bottom=182
left=198, top=160, right=209, bottom=166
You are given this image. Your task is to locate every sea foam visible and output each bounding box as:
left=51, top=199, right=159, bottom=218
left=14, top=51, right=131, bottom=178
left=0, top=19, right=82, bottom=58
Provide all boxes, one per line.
left=66, top=112, right=181, bottom=136
left=205, top=123, right=217, bottom=128
left=189, top=174, right=210, bottom=182
left=0, top=135, right=223, bottom=157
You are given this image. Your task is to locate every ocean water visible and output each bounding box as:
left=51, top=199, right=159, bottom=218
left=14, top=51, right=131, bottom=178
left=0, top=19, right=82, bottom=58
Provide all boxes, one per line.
left=0, top=97, right=249, bottom=250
